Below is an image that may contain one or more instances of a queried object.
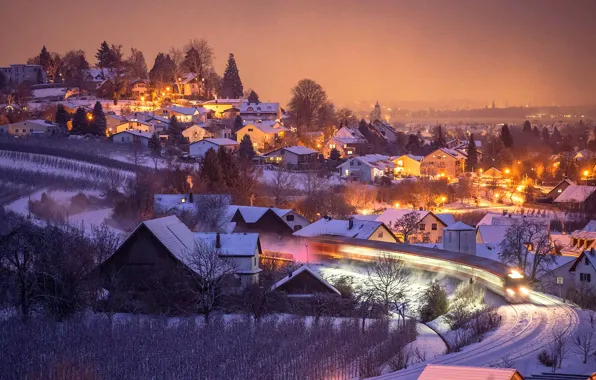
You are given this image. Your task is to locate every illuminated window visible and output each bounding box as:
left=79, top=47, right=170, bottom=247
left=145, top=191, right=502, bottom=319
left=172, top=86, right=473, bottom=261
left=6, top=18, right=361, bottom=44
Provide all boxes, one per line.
left=347, top=150, right=353, bottom=155
left=345, top=169, right=349, bottom=176
left=330, top=144, right=336, bottom=148
left=397, top=160, right=403, bottom=166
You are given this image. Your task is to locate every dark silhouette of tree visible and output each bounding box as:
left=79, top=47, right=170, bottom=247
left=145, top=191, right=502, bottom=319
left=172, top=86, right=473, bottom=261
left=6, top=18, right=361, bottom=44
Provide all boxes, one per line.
left=552, top=126, right=562, bottom=145
left=500, top=124, right=513, bottom=148
left=39, top=46, right=51, bottom=72
left=71, top=107, right=88, bottom=135
left=329, top=148, right=341, bottom=161
left=465, top=134, right=478, bottom=172
left=149, top=134, right=161, bottom=156
left=288, top=79, right=332, bottom=131
left=247, top=90, right=259, bottom=104
left=233, top=115, right=244, bottom=133
left=54, top=104, right=70, bottom=133
left=125, top=48, right=148, bottom=79
left=532, top=126, right=541, bottom=139
left=433, top=125, right=445, bottom=148
left=89, top=101, right=107, bottom=136
left=238, top=134, right=256, bottom=160
left=0, top=71, right=5, bottom=90
left=218, top=147, right=239, bottom=189
left=522, top=120, right=532, bottom=134
left=149, top=52, right=174, bottom=86
left=182, top=39, right=214, bottom=97
left=61, top=50, right=89, bottom=86
left=168, top=115, right=184, bottom=144
left=96, top=41, right=113, bottom=70
left=221, top=53, right=244, bottom=99
left=405, top=134, right=421, bottom=152
left=541, top=126, right=550, bottom=144
left=36, top=69, right=44, bottom=84
left=200, top=148, right=224, bottom=190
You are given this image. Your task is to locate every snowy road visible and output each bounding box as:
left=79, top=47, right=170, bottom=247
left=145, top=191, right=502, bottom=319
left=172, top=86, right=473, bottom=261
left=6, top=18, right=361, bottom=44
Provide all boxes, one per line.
left=371, top=292, right=579, bottom=379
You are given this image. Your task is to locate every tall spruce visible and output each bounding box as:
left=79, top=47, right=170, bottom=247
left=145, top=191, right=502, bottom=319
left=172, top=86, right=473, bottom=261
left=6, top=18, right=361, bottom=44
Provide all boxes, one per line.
left=434, top=125, right=445, bottom=148
left=238, top=134, right=256, bottom=160
left=71, top=107, right=88, bottom=135
left=149, top=134, right=162, bottom=156
left=541, top=126, right=550, bottom=144
left=247, top=90, right=259, bottom=104
left=552, top=126, right=562, bottom=144
left=89, top=101, right=107, bottom=136
left=168, top=115, right=184, bottom=144
left=39, top=46, right=51, bottom=71
left=96, top=41, right=112, bottom=69
left=522, top=120, right=532, bottom=134
left=200, top=148, right=224, bottom=190
left=532, top=126, right=541, bottom=139
left=221, top=53, right=243, bottom=99
left=218, top=147, right=239, bottom=188
left=55, top=104, right=69, bottom=133
left=329, top=148, right=341, bottom=161
left=500, top=124, right=514, bottom=148
left=465, top=134, right=478, bottom=172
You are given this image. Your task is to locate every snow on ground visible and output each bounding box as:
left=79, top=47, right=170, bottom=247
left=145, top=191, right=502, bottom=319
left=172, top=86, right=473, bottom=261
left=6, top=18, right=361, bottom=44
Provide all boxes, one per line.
left=5, top=190, right=98, bottom=216
left=407, top=323, right=447, bottom=361
left=67, top=208, right=123, bottom=236
left=260, top=169, right=342, bottom=190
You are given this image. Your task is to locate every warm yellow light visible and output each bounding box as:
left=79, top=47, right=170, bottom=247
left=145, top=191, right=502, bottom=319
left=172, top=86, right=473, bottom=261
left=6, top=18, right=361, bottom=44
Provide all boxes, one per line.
left=166, top=87, right=171, bottom=92
left=516, top=186, right=523, bottom=192
left=520, top=287, right=530, bottom=295
left=584, top=170, right=589, bottom=177
left=140, top=96, right=145, bottom=102
left=441, top=196, right=446, bottom=202
left=87, top=114, right=93, bottom=120
left=440, top=173, right=445, bottom=177
left=394, top=203, right=400, bottom=208
left=494, top=193, right=500, bottom=198
left=506, top=288, right=515, bottom=295
left=504, top=168, right=510, bottom=174
left=508, top=270, right=524, bottom=279
left=161, top=92, right=165, bottom=96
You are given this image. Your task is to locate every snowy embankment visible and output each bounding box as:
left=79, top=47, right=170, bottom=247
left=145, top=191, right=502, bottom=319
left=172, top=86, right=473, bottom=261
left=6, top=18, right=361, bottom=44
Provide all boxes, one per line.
left=260, top=169, right=343, bottom=190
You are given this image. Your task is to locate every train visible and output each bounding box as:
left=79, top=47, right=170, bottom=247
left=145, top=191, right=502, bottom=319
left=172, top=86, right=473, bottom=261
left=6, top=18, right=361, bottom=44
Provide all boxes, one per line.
left=296, top=235, right=530, bottom=301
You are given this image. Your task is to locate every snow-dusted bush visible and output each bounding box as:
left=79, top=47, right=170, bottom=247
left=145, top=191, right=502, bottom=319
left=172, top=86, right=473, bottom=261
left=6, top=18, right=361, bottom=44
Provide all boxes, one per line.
left=419, top=280, right=449, bottom=322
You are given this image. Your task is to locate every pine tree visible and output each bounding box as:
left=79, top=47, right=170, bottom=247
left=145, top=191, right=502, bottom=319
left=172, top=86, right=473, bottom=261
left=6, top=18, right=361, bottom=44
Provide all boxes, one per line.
left=247, top=90, right=259, bottom=104
left=522, top=120, right=532, bottom=134
left=36, top=69, right=44, bottom=84
left=532, top=126, right=541, bottom=139
left=200, top=148, right=224, bottom=190
left=89, top=101, right=107, bottom=136
left=39, top=46, right=51, bottom=71
left=434, top=125, right=445, bottom=148
left=149, top=134, right=162, bottom=156
left=168, top=115, right=183, bottom=144
left=233, top=115, right=244, bottom=132
left=500, top=124, right=513, bottom=148
left=221, top=53, right=243, bottom=99
left=238, top=134, right=256, bottom=160
left=96, top=41, right=112, bottom=69
left=541, top=126, right=550, bottom=144
left=465, top=134, right=478, bottom=172
left=218, top=146, right=239, bottom=188
left=0, top=71, right=5, bottom=90
left=552, top=126, right=562, bottom=144
left=330, top=148, right=341, bottom=161
left=55, top=104, right=70, bottom=133
left=71, top=107, right=88, bottom=135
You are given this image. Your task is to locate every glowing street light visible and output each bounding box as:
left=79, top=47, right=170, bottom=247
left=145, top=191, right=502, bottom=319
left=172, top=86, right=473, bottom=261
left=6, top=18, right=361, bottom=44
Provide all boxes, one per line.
left=87, top=114, right=93, bottom=121
left=504, top=168, right=510, bottom=175
left=583, top=170, right=589, bottom=177
left=394, top=203, right=400, bottom=208
left=140, top=96, right=145, bottom=102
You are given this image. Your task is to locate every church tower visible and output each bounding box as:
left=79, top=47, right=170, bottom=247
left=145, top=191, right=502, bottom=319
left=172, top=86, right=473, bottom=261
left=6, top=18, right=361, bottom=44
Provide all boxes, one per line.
left=370, top=101, right=382, bottom=122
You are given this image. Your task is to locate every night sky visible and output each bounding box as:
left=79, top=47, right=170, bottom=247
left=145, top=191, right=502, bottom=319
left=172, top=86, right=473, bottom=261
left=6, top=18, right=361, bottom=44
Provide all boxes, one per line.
left=2, top=0, right=595, bottom=106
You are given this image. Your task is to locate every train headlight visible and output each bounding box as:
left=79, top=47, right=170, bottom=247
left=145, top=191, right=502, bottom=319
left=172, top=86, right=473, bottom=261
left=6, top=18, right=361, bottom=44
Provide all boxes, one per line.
left=520, top=287, right=529, bottom=295
left=506, top=288, right=515, bottom=295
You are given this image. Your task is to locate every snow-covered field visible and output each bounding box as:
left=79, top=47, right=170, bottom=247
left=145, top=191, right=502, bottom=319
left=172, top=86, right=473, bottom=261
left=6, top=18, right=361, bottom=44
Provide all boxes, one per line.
left=260, top=169, right=343, bottom=190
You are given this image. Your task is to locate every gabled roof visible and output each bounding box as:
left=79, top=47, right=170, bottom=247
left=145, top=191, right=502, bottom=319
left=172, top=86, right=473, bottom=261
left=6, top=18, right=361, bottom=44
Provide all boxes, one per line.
left=338, top=154, right=396, bottom=171
left=293, top=218, right=393, bottom=240
left=194, top=232, right=260, bottom=257
left=190, top=138, right=239, bottom=147
left=435, top=213, right=456, bottom=226
left=242, top=120, right=288, bottom=134
left=554, top=185, right=596, bottom=203
left=418, top=364, right=522, bottom=380
left=569, top=249, right=596, bottom=272
left=581, top=220, right=596, bottom=232
left=476, top=225, right=509, bottom=244
left=270, top=265, right=341, bottom=296
left=282, top=146, right=318, bottom=155
left=141, top=216, right=196, bottom=269
left=427, top=147, right=467, bottom=160
left=113, top=129, right=153, bottom=139
left=167, top=106, right=199, bottom=115
left=363, top=208, right=446, bottom=230
left=444, top=221, right=474, bottom=231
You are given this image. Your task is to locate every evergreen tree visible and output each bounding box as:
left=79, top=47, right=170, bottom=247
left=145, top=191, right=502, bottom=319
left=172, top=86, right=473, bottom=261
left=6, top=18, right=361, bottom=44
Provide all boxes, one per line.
left=552, top=126, right=562, bottom=144
left=233, top=115, right=244, bottom=132
left=532, top=126, right=541, bottom=139
left=149, top=134, right=162, bottom=156
left=168, top=115, right=184, bottom=144
left=238, top=134, right=256, bottom=160
left=39, top=46, right=51, bottom=71
left=89, top=101, right=107, bottom=136
left=200, top=148, right=224, bottom=190
left=500, top=124, right=513, bottom=148
left=96, top=41, right=112, bottom=69
left=247, top=90, right=259, bottom=104
left=221, top=53, right=244, bottom=99
left=0, top=71, right=5, bottom=90
left=329, top=147, right=341, bottom=161
left=465, top=134, right=478, bottom=172
left=433, top=125, right=445, bottom=148
left=36, top=69, right=44, bottom=84
left=55, top=104, right=70, bottom=133
left=71, top=107, right=88, bottom=135
left=541, top=126, right=550, bottom=144
left=522, top=120, right=532, bottom=134
left=218, top=146, right=239, bottom=188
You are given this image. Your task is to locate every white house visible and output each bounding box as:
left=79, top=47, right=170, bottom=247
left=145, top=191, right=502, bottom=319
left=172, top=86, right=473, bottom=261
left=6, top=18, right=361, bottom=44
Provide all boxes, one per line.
left=189, top=138, right=239, bottom=158
left=0, top=119, right=59, bottom=136
left=182, top=124, right=212, bottom=143
left=158, top=106, right=210, bottom=124
left=358, top=208, right=448, bottom=243
left=239, top=101, right=282, bottom=122
left=111, top=130, right=153, bottom=146
left=293, top=217, right=397, bottom=243
left=114, top=120, right=156, bottom=134
left=337, top=154, right=396, bottom=182
left=569, top=249, right=596, bottom=291
left=442, top=222, right=477, bottom=255
left=195, top=232, right=262, bottom=286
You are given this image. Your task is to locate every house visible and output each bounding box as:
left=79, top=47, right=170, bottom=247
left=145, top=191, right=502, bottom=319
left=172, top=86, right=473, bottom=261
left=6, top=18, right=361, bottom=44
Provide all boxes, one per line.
left=370, top=120, right=398, bottom=142
left=114, top=120, right=156, bottom=134
left=392, top=154, right=424, bottom=177
left=420, top=148, right=467, bottom=178
left=574, top=149, right=595, bottom=162
left=359, top=208, right=447, bottom=243
left=199, top=99, right=242, bottom=118
left=189, top=138, right=239, bottom=158
left=97, top=216, right=261, bottom=312
left=561, top=220, right=596, bottom=256
left=542, top=179, right=575, bottom=203
left=182, top=124, right=212, bottom=143
left=128, top=112, right=171, bottom=131
left=270, top=265, right=341, bottom=297
left=129, top=79, right=149, bottom=99
left=322, top=127, right=367, bottom=158
left=263, top=146, right=318, bottom=169
left=442, top=222, right=476, bottom=255
left=239, top=101, right=282, bottom=122
left=0, top=64, right=46, bottom=84
left=323, top=137, right=359, bottom=158
left=158, top=106, right=210, bottom=124
left=337, top=154, right=396, bottom=182
left=569, top=249, right=596, bottom=291
left=235, top=121, right=288, bottom=151
left=293, top=217, right=397, bottom=243
left=111, top=130, right=153, bottom=146
left=417, top=364, right=524, bottom=380
left=0, top=119, right=59, bottom=136
left=106, top=114, right=127, bottom=133
left=176, top=73, right=201, bottom=97
left=553, top=185, right=596, bottom=213
left=229, top=206, right=310, bottom=235
left=476, top=225, right=509, bottom=244
left=482, top=167, right=503, bottom=179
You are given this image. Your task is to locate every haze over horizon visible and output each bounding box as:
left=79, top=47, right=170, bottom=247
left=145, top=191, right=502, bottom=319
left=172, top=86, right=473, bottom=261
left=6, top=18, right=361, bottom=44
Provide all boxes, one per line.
left=2, top=0, right=595, bottom=107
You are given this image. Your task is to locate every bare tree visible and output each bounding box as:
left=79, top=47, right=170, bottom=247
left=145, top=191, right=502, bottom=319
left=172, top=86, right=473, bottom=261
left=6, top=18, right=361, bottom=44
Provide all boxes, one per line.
left=187, top=241, right=236, bottom=323
left=499, top=220, right=560, bottom=281
left=182, top=39, right=215, bottom=97
left=168, top=47, right=186, bottom=97
left=572, top=330, right=595, bottom=364
left=194, top=194, right=230, bottom=232
left=390, top=211, right=421, bottom=243
left=304, top=170, right=328, bottom=198
left=547, top=327, right=570, bottom=371
left=270, top=169, right=297, bottom=206
left=364, top=253, right=410, bottom=315
left=47, top=52, right=62, bottom=83
left=89, top=221, right=123, bottom=264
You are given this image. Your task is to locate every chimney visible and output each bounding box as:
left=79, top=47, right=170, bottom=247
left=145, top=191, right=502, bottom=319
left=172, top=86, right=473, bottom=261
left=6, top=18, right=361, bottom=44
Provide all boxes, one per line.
left=348, top=218, right=354, bottom=230
left=215, top=233, right=221, bottom=249
left=287, top=268, right=293, bottom=278
left=189, top=192, right=194, bottom=203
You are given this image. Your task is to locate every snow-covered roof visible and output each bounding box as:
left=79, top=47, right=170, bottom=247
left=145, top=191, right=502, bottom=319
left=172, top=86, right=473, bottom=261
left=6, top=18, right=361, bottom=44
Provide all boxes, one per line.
left=476, top=225, right=509, bottom=244
left=194, top=233, right=259, bottom=257
left=179, top=73, right=197, bottom=84
left=32, top=87, right=67, bottom=99
left=270, top=265, right=341, bottom=296
left=167, top=106, right=198, bottom=115
left=338, top=154, right=396, bottom=171
left=581, top=220, right=596, bottom=232
left=201, top=98, right=241, bottom=105
left=142, top=216, right=196, bottom=268
left=435, top=213, right=456, bottom=226
left=283, top=146, right=318, bottom=155
left=554, top=185, right=596, bottom=203
left=362, top=208, right=432, bottom=229
left=431, top=147, right=467, bottom=160
left=476, top=212, right=549, bottom=228
left=443, top=221, right=474, bottom=231
left=239, top=102, right=280, bottom=114
left=191, top=138, right=239, bottom=147
left=418, top=364, right=521, bottom=380
left=19, top=119, right=58, bottom=128
left=113, top=129, right=153, bottom=139
left=85, top=68, right=115, bottom=82
left=293, top=218, right=388, bottom=240
left=243, top=121, right=288, bottom=134
left=335, top=126, right=365, bottom=140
